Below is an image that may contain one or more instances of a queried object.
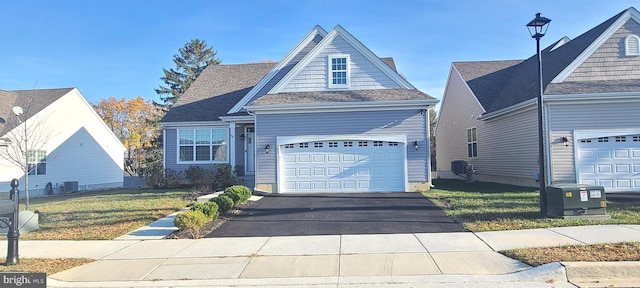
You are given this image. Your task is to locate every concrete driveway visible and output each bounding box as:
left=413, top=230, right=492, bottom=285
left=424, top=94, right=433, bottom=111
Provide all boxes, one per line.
left=207, top=192, right=465, bottom=237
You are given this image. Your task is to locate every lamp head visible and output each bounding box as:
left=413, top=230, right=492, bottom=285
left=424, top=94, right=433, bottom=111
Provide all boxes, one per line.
left=527, top=13, right=551, bottom=39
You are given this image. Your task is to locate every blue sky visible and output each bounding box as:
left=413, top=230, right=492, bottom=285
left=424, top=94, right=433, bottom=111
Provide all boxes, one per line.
left=0, top=0, right=636, bottom=104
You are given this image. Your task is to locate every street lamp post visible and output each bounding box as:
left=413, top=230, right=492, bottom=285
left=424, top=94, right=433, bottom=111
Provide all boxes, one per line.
left=527, top=13, right=551, bottom=216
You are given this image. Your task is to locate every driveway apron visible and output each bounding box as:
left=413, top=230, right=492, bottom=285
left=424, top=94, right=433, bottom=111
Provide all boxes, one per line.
left=207, top=192, right=465, bottom=237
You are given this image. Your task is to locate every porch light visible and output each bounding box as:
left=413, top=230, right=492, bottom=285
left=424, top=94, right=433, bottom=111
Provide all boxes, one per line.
left=414, top=141, right=419, bottom=151
left=240, top=134, right=244, bottom=141
left=561, top=137, right=569, bottom=147
left=265, top=144, right=270, bottom=154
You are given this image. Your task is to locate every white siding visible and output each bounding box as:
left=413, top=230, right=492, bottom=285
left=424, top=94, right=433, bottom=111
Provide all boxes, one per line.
left=436, top=67, right=541, bottom=187
left=435, top=68, right=485, bottom=175
left=281, top=35, right=402, bottom=92
left=0, top=89, right=124, bottom=195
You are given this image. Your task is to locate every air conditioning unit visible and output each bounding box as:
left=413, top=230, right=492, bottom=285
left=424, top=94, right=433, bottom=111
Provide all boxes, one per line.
left=451, top=160, right=468, bottom=175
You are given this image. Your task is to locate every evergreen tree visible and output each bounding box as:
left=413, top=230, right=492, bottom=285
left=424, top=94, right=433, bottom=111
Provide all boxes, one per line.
left=155, top=39, right=221, bottom=108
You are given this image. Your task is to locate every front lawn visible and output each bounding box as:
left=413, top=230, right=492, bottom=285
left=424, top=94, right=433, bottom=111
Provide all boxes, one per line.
left=19, top=188, right=191, bottom=240
left=426, top=179, right=640, bottom=232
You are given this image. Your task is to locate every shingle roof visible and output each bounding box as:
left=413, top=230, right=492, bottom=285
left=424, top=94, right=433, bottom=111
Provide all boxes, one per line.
left=0, top=88, right=73, bottom=136
left=546, top=79, right=640, bottom=94
left=248, top=89, right=434, bottom=106
left=161, top=63, right=276, bottom=122
left=456, top=8, right=629, bottom=114
left=161, top=56, right=406, bottom=122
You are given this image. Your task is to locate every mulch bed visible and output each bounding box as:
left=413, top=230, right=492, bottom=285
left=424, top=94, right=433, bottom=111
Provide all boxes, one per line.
left=165, top=200, right=254, bottom=239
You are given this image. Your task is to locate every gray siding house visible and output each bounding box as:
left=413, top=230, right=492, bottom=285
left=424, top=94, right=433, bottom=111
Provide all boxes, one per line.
left=436, top=7, right=640, bottom=192
left=161, top=25, right=438, bottom=193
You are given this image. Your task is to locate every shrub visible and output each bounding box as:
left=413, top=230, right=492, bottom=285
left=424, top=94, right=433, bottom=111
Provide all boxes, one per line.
left=190, top=202, right=219, bottom=220
left=224, top=185, right=252, bottom=203
left=211, top=195, right=234, bottom=213
left=222, top=189, right=241, bottom=204
left=185, top=166, right=215, bottom=193
left=142, top=161, right=184, bottom=189
left=174, top=210, right=208, bottom=233
left=213, top=164, right=241, bottom=191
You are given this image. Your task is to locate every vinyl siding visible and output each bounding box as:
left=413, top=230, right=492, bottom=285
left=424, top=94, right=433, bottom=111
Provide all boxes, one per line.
left=281, top=35, right=402, bottom=92
left=255, top=109, right=428, bottom=186
left=566, top=19, right=640, bottom=81
left=0, top=89, right=124, bottom=195
left=435, top=68, right=485, bottom=175
left=436, top=67, right=540, bottom=186
left=547, top=101, right=640, bottom=183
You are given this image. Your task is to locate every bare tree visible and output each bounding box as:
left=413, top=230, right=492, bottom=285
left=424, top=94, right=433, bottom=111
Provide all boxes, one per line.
left=0, top=97, right=52, bottom=210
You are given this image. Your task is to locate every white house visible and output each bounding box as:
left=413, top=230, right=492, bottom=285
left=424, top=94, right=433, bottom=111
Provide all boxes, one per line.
left=436, top=7, right=640, bottom=192
left=161, top=25, right=438, bottom=193
left=0, top=88, right=125, bottom=196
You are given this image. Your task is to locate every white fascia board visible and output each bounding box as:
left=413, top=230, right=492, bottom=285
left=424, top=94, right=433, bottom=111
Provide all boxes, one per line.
left=160, top=121, right=229, bottom=128
left=218, top=115, right=255, bottom=123
left=551, top=10, right=635, bottom=84
left=478, top=98, right=537, bottom=121
left=269, top=25, right=415, bottom=94
left=227, top=26, right=328, bottom=114
left=278, top=134, right=407, bottom=145
left=246, top=99, right=439, bottom=114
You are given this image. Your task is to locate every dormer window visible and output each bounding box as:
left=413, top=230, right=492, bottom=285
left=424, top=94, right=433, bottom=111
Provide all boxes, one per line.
left=328, top=54, right=350, bottom=88
left=625, top=34, right=640, bottom=56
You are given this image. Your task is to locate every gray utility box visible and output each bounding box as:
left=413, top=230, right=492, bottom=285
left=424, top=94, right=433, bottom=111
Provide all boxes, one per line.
left=546, top=184, right=609, bottom=219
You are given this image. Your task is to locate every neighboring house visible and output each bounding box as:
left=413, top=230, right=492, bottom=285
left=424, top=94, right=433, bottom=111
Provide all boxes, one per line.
left=0, top=88, right=125, bottom=196
left=161, top=25, right=438, bottom=193
left=436, top=7, right=640, bottom=192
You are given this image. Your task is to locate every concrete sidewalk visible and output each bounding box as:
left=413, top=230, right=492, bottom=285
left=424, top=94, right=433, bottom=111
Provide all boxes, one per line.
left=1, top=224, right=638, bottom=287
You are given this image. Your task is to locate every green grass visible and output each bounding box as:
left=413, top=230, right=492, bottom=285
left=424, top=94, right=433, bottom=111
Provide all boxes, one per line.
left=18, top=188, right=191, bottom=240
left=425, top=179, right=640, bottom=232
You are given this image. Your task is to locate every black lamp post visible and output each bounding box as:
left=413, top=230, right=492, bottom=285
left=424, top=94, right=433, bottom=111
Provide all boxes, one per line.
left=6, top=179, right=20, bottom=265
left=527, top=13, right=551, bottom=216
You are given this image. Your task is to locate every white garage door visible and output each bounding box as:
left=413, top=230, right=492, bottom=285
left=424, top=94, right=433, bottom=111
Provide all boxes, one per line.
left=576, top=135, right=640, bottom=192
left=280, top=139, right=406, bottom=193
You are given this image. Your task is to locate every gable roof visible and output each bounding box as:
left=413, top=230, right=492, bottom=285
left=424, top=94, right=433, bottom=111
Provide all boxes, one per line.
left=161, top=62, right=276, bottom=123
left=162, top=25, right=425, bottom=123
left=268, top=25, right=415, bottom=94
left=456, top=7, right=638, bottom=114
left=0, top=88, right=73, bottom=136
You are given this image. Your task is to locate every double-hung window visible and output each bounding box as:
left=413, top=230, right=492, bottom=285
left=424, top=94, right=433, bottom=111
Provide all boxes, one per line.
left=467, top=127, right=478, bottom=158
left=178, top=128, right=228, bottom=163
left=328, top=55, right=350, bottom=88
left=27, top=150, right=47, bottom=175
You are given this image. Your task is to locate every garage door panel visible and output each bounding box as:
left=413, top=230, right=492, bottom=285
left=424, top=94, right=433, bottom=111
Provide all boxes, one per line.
left=577, top=134, right=640, bottom=192
left=280, top=139, right=405, bottom=193
left=614, top=149, right=629, bottom=158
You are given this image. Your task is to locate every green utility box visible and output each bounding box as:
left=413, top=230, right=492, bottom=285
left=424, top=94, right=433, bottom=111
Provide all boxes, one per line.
left=546, top=184, right=610, bottom=219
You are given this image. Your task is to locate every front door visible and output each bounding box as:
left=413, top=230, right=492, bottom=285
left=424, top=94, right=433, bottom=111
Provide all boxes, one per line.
left=245, top=127, right=255, bottom=174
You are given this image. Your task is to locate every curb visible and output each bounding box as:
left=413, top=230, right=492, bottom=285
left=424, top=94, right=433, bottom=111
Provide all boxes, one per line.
left=562, top=261, right=640, bottom=287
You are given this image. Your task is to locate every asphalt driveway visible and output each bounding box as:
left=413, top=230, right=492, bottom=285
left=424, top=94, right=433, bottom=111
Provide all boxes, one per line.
left=207, top=192, right=465, bottom=237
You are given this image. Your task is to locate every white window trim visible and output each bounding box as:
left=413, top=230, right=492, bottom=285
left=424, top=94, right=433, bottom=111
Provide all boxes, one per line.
left=176, top=127, right=229, bottom=164
left=328, top=54, right=350, bottom=89
left=27, top=149, right=47, bottom=176
left=625, top=34, right=640, bottom=56
left=467, top=127, right=478, bottom=158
